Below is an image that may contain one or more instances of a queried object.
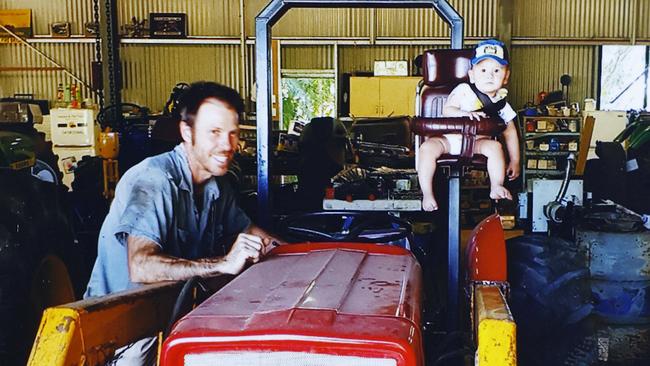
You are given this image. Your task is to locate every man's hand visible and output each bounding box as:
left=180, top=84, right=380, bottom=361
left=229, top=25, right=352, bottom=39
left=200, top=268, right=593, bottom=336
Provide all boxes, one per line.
left=507, top=160, right=520, bottom=181
left=261, top=236, right=288, bottom=255
left=222, top=233, right=264, bottom=275
left=245, top=224, right=287, bottom=255
left=467, top=111, right=487, bottom=121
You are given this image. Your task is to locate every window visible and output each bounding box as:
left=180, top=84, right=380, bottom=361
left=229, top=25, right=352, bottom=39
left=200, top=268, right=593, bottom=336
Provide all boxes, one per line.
left=599, top=45, right=650, bottom=111
left=281, top=70, right=336, bottom=130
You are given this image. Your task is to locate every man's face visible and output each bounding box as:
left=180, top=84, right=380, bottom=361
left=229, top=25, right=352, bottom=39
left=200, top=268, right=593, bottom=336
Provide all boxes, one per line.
left=183, top=98, right=240, bottom=181
left=468, top=58, right=510, bottom=96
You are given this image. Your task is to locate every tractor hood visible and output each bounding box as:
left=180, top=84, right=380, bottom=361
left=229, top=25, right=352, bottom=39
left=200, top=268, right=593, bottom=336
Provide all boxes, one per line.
left=161, top=243, right=423, bottom=366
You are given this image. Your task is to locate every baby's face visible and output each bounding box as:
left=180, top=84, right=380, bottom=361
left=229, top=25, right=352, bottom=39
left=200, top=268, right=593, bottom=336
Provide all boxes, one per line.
left=468, top=58, right=510, bottom=96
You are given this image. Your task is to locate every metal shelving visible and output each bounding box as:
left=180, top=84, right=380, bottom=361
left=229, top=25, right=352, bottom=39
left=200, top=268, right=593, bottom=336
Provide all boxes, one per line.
left=520, top=115, right=583, bottom=191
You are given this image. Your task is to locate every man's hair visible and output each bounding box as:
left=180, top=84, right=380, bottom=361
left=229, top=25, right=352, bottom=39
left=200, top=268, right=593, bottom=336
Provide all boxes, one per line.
left=177, top=81, right=244, bottom=127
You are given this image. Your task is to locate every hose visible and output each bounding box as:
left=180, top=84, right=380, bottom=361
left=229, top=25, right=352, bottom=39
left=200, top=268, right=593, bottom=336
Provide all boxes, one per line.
left=164, top=276, right=208, bottom=337
left=554, top=153, right=576, bottom=203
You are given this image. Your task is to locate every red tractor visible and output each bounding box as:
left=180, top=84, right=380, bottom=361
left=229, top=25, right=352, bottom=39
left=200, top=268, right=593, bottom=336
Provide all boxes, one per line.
left=160, top=213, right=515, bottom=366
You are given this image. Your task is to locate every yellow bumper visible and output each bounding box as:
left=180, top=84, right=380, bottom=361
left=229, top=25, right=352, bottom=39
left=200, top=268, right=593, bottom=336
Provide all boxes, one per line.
left=28, top=276, right=231, bottom=366
left=474, top=284, right=517, bottom=366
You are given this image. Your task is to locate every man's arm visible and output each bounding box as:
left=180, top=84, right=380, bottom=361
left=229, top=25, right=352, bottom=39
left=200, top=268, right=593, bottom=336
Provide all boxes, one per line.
left=127, top=233, right=264, bottom=283
left=502, top=122, right=521, bottom=180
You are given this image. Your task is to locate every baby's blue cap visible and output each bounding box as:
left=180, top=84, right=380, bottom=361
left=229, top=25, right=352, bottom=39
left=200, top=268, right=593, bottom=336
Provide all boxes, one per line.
left=472, top=39, right=508, bottom=66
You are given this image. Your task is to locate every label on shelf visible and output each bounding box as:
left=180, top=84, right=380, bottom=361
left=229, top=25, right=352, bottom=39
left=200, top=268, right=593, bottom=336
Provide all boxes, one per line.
left=568, top=120, right=578, bottom=132
left=537, top=159, right=548, bottom=169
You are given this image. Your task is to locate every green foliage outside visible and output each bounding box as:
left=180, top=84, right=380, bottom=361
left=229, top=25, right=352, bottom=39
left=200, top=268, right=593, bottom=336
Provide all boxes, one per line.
left=281, top=77, right=336, bottom=130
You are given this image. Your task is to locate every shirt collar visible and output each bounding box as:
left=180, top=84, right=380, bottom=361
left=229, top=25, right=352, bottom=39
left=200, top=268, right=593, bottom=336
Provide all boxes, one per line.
left=173, top=144, right=220, bottom=201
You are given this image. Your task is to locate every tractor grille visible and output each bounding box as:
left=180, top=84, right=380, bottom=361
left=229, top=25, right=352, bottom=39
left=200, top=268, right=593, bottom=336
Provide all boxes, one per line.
left=184, top=351, right=397, bottom=366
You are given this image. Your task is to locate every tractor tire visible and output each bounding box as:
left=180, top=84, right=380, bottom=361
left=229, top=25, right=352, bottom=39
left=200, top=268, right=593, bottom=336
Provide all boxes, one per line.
left=507, top=234, right=596, bottom=366
left=0, top=171, right=81, bottom=366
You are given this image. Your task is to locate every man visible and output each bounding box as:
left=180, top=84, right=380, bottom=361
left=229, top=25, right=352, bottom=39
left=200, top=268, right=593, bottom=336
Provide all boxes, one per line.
left=85, top=81, right=282, bottom=298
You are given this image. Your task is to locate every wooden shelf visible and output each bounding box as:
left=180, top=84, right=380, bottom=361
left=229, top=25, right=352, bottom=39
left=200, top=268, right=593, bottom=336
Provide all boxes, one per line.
left=520, top=113, right=585, bottom=190
left=522, top=115, right=582, bottom=119
left=25, top=36, right=95, bottom=44
left=525, top=132, right=580, bottom=138
left=120, top=37, right=241, bottom=45
left=526, top=169, right=566, bottom=175
left=13, top=36, right=245, bottom=45
left=525, top=150, right=577, bottom=156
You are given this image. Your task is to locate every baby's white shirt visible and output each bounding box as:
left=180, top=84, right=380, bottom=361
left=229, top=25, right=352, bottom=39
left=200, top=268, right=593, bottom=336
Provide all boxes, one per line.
left=449, top=83, right=516, bottom=124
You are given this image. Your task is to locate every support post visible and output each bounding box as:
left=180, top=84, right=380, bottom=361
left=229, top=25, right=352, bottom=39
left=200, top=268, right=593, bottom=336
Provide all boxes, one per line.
left=447, top=166, right=461, bottom=331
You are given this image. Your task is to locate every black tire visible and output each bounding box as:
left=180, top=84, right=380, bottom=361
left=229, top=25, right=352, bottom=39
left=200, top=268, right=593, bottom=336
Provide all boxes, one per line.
left=0, top=170, right=81, bottom=366
left=507, top=234, right=596, bottom=366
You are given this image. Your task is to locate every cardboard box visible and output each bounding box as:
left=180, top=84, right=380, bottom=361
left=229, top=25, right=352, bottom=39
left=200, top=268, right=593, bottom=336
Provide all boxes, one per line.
left=53, top=146, right=97, bottom=189
left=50, top=22, right=71, bottom=38
left=374, top=61, right=408, bottom=76
left=50, top=108, right=99, bottom=146
left=149, top=13, right=187, bottom=38
left=0, top=9, right=32, bottom=38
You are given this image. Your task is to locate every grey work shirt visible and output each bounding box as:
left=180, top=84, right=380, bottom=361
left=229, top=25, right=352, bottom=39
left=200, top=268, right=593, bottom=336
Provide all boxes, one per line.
left=84, top=144, right=251, bottom=298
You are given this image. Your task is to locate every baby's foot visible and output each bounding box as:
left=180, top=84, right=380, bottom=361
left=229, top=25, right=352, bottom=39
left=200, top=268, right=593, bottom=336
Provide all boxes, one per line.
left=490, top=185, right=513, bottom=200
left=422, top=195, right=439, bottom=211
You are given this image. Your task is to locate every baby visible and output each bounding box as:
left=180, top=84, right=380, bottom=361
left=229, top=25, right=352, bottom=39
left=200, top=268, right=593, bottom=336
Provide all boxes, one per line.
left=418, top=39, right=520, bottom=211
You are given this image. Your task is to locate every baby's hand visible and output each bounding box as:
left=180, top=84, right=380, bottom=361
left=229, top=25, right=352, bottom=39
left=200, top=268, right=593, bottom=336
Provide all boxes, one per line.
left=467, top=111, right=487, bottom=121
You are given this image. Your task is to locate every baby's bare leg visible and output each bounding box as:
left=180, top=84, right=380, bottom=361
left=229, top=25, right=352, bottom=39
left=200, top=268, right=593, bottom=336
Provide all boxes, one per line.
left=417, top=137, right=448, bottom=211
left=475, top=139, right=512, bottom=200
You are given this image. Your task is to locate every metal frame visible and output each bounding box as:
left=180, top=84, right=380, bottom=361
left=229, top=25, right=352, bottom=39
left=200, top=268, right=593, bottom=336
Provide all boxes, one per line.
left=446, top=164, right=462, bottom=330
left=413, top=111, right=464, bottom=332
left=255, top=0, right=463, bottom=227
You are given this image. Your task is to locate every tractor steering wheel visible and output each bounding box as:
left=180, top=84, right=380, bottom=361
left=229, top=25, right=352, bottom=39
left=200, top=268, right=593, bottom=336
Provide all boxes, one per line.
left=281, top=211, right=412, bottom=245
left=96, top=103, right=148, bottom=131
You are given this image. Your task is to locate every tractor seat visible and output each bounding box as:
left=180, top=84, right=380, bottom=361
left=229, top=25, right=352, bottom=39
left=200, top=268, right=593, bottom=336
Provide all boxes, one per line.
left=413, top=48, right=505, bottom=167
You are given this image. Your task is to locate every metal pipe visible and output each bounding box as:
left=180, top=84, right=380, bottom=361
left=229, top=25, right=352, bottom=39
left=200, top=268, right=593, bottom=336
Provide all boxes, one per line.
left=239, top=0, right=248, bottom=116
left=334, top=43, right=339, bottom=116
left=447, top=167, right=461, bottom=331
left=369, top=8, right=376, bottom=45
left=631, top=0, right=638, bottom=45
left=554, top=153, right=576, bottom=203
left=0, top=67, right=64, bottom=72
